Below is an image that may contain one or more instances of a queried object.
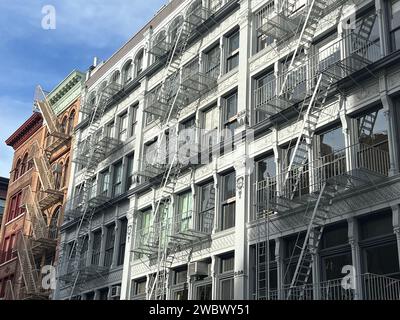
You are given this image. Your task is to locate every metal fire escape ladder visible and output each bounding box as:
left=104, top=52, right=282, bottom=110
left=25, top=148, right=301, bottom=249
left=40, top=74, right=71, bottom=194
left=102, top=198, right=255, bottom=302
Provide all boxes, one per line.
left=286, top=182, right=335, bottom=299
left=279, top=0, right=327, bottom=96
left=65, top=82, right=122, bottom=299
left=144, top=17, right=198, bottom=300
left=24, top=185, right=48, bottom=240
left=359, top=110, right=378, bottom=138
left=283, top=74, right=334, bottom=191
left=16, top=233, right=39, bottom=296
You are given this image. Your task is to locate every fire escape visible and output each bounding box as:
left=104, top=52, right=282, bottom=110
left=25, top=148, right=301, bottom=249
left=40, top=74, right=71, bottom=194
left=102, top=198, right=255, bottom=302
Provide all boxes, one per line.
left=56, top=78, right=127, bottom=299
left=253, top=1, right=397, bottom=300
left=134, top=2, right=218, bottom=300
left=14, top=86, right=69, bottom=300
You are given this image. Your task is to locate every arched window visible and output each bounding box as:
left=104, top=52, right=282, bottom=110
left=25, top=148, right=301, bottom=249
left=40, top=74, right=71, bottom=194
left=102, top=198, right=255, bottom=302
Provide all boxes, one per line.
left=14, top=159, right=21, bottom=181
left=134, top=49, right=144, bottom=77
left=53, top=162, right=63, bottom=190
left=61, top=116, right=68, bottom=134
left=49, top=206, right=61, bottom=239
left=20, top=153, right=28, bottom=176
left=67, top=110, right=76, bottom=135
left=187, top=0, right=203, bottom=29
left=122, top=60, right=133, bottom=84
left=111, top=70, right=121, bottom=84
left=62, top=158, right=69, bottom=187
left=169, top=16, right=184, bottom=45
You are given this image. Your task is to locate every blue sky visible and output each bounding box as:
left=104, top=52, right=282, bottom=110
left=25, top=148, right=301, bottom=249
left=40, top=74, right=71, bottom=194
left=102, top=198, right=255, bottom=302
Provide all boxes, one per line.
left=0, top=0, right=166, bottom=178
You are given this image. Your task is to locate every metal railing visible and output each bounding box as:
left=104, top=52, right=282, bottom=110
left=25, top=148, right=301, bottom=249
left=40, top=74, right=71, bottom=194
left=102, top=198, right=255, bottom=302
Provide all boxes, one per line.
left=172, top=209, right=214, bottom=236
left=262, top=273, right=400, bottom=300
left=254, top=33, right=381, bottom=115
left=255, top=142, right=390, bottom=216
left=134, top=220, right=172, bottom=254
left=362, top=273, right=400, bottom=300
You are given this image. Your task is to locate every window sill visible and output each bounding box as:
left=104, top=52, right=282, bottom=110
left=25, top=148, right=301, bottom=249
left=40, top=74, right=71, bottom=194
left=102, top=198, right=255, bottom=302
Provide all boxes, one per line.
left=5, top=212, right=25, bottom=227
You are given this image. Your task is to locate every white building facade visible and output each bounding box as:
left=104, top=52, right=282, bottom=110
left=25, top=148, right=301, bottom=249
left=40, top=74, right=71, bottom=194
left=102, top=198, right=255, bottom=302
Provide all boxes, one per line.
left=56, top=0, right=400, bottom=300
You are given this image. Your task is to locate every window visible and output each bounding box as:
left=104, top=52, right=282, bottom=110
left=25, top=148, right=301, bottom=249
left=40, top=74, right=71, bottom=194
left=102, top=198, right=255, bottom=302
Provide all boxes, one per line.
left=13, top=159, right=21, bottom=181
left=134, top=278, right=147, bottom=296
left=219, top=254, right=235, bottom=300
left=220, top=255, right=234, bottom=273
left=220, top=172, right=236, bottom=230
left=223, top=92, right=238, bottom=141
left=135, top=50, right=144, bottom=77
left=104, top=224, right=115, bottom=267
left=67, top=111, right=76, bottom=135
left=199, top=182, right=215, bottom=233
left=177, top=191, right=192, bottom=233
left=118, top=113, right=128, bottom=142
left=111, top=70, right=121, bottom=84
left=20, top=153, right=28, bottom=177
left=254, top=2, right=275, bottom=53
left=196, top=283, right=212, bottom=300
left=118, top=219, right=128, bottom=266
left=359, top=213, right=393, bottom=240
left=256, top=154, right=276, bottom=182
left=137, top=209, right=152, bottom=253
left=390, top=0, right=400, bottom=51
left=169, top=16, right=184, bottom=44
left=91, top=230, right=102, bottom=266
left=204, top=45, right=220, bottom=79
left=113, top=162, right=123, bottom=196
left=122, top=60, right=133, bottom=84
left=225, top=30, right=239, bottom=73
left=254, top=70, right=275, bottom=123
left=126, top=154, right=134, bottom=190
left=61, top=116, right=68, bottom=134
left=129, top=105, right=138, bottom=137
left=202, top=105, right=219, bottom=154
left=318, top=126, right=345, bottom=156
left=107, top=121, right=115, bottom=139
left=99, top=288, right=109, bottom=300
left=7, top=191, right=24, bottom=222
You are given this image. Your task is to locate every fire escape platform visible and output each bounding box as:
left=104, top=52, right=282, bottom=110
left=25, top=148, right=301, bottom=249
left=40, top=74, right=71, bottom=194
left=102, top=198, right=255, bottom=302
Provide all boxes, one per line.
left=257, top=12, right=303, bottom=40
left=38, top=190, right=64, bottom=211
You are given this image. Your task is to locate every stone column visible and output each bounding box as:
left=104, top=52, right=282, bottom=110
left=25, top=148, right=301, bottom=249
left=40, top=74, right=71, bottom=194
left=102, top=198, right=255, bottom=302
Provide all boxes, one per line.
left=120, top=195, right=136, bottom=300
left=111, top=219, right=120, bottom=268
left=99, top=225, right=107, bottom=267
left=348, top=217, right=362, bottom=300
left=376, top=0, right=390, bottom=56
left=233, top=153, right=250, bottom=300
left=392, top=205, right=400, bottom=270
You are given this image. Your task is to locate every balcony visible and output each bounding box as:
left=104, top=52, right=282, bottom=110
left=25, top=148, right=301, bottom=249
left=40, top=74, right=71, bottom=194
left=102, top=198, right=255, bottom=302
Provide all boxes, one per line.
left=74, top=134, right=122, bottom=167
left=254, top=34, right=381, bottom=117
left=170, top=209, right=214, bottom=245
left=133, top=220, right=171, bottom=257
left=255, top=142, right=390, bottom=217
left=65, top=183, right=111, bottom=220
left=260, top=273, right=400, bottom=300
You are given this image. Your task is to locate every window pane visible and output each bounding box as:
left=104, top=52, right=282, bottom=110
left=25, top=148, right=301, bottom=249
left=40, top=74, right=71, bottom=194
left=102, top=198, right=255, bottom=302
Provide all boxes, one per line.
left=256, top=155, right=276, bottom=182
left=197, top=284, right=212, bottom=300
left=364, top=243, right=400, bottom=276
left=319, top=126, right=345, bottom=155
left=220, top=278, right=234, bottom=300
left=229, top=32, right=239, bottom=53
left=223, top=172, right=236, bottom=200
left=222, top=203, right=235, bottom=230
left=225, top=93, right=237, bottom=120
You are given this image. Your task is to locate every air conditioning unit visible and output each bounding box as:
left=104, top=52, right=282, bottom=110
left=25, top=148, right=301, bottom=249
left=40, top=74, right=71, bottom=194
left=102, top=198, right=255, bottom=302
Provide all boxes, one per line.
left=188, top=261, right=209, bottom=277
left=110, top=285, right=121, bottom=299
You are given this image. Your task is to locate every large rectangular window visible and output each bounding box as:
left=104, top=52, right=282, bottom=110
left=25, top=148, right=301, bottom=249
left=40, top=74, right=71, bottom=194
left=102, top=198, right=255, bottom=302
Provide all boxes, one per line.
left=225, top=31, right=239, bottom=73
left=104, top=224, right=115, bottom=267
left=118, top=218, right=128, bottom=266
left=91, top=230, right=102, bottom=266
left=390, top=0, right=400, bottom=51
left=7, top=191, right=24, bottom=223
left=129, top=105, right=138, bottom=137
left=223, top=92, right=238, bottom=141
left=220, top=172, right=236, bottom=230
left=118, top=112, right=128, bottom=142
left=204, top=45, right=220, bottom=78
left=99, top=169, right=110, bottom=196
left=177, top=191, right=192, bottom=233
left=199, top=182, right=215, bottom=233
left=113, top=162, right=123, bottom=196
left=254, top=71, right=275, bottom=124
left=219, top=254, right=235, bottom=300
